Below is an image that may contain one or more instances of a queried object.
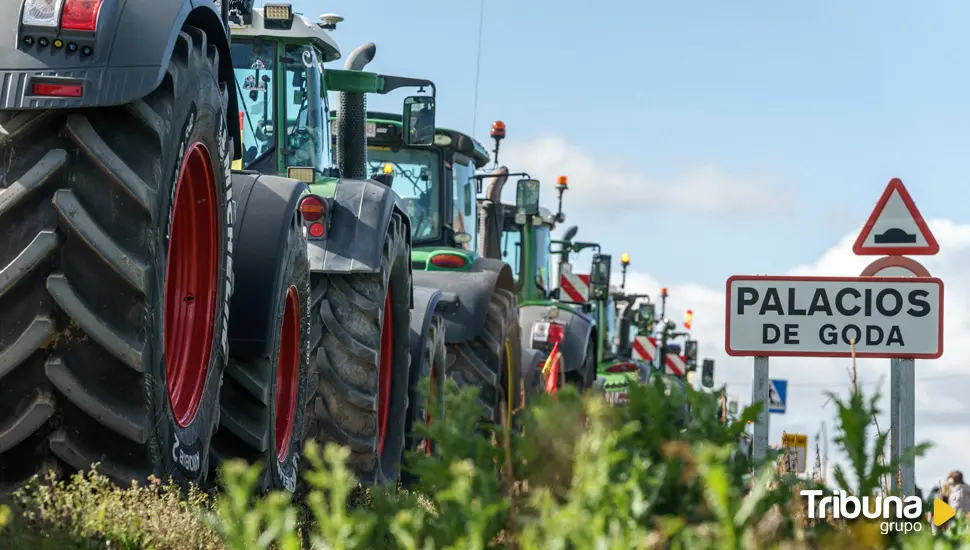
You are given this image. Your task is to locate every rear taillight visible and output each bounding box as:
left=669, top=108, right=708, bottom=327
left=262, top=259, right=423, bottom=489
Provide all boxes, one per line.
left=308, top=223, right=325, bottom=238
left=606, top=362, right=637, bottom=374
left=299, top=195, right=325, bottom=222
left=22, top=0, right=65, bottom=27
left=60, top=0, right=103, bottom=31
left=429, top=253, right=467, bottom=269
left=547, top=322, right=564, bottom=344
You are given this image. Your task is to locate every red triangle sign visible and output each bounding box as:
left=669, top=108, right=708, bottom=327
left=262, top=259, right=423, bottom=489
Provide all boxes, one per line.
left=852, top=178, right=938, bottom=256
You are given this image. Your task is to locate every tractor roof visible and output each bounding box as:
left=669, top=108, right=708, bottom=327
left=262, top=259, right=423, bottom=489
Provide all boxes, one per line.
left=362, top=111, right=490, bottom=168
left=229, top=8, right=341, bottom=62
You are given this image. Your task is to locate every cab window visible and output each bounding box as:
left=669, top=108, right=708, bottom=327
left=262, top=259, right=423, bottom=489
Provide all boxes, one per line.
left=501, top=227, right=522, bottom=282
left=283, top=43, right=326, bottom=174
left=536, top=225, right=552, bottom=292
left=367, top=148, right=442, bottom=242
left=232, top=40, right=276, bottom=168
left=452, top=156, right=477, bottom=249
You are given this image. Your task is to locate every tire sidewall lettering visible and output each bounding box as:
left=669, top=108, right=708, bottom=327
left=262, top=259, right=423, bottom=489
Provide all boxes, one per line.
left=159, top=91, right=232, bottom=481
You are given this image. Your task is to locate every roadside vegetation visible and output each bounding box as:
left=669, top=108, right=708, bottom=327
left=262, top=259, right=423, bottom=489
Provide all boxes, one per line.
left=0, top=376, right=962, bottom=549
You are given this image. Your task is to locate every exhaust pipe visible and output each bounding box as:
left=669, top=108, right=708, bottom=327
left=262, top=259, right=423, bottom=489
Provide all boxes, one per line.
left=336, top=42, right=376, bottom=180
left=478, top=166, right=510, bottom=258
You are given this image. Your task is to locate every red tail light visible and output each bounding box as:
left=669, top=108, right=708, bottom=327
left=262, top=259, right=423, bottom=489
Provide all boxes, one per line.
left=299, top=195, right=325, bottom=222
left=606, top=362, right=637, bottom=374
left=547, top=322, right=564, bottom=344
left=430, top=253, right=467, bottom=269
left=308, top=222, right=325, bottom=238
left=61, top=0, right=104, bottom=31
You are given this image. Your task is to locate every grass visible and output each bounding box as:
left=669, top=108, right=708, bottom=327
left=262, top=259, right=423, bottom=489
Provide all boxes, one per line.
left=0, top=371, right=965, bottom=549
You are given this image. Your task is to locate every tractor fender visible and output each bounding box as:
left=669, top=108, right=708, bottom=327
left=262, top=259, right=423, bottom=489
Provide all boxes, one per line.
left=0, top=1, right=241, bottom=157
left=411, top=257, right=515, bottom=344
left=409, top=285, right=443, bottom=382
left=519, top=305, right=593, bottom=375
left=227, top=172, right=309, bottom=359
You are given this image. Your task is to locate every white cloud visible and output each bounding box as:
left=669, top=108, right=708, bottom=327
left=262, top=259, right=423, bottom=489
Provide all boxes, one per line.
left=498, top=137, right=791, bottom=219
left=618, top=219, right=968, bottom=491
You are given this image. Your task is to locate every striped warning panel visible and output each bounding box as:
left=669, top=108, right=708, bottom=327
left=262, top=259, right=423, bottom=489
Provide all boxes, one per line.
left=665, top=354, right=686, bottom=376
left=560, top=272, right=590, bottom=303
left=631, top=336, right=657, bottom=361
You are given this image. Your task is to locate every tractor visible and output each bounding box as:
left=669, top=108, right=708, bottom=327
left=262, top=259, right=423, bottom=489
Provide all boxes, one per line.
left=0, top=0, right=330, bottom=494
left=224, top=4, right=445, bottom=485
left=334, top=112, right=533, bottom=430
left=475, top=133, right=609, bottom=393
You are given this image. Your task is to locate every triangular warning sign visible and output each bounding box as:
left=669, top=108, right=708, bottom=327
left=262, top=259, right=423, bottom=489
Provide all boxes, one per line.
left=853, top=178, right=938, bottom=256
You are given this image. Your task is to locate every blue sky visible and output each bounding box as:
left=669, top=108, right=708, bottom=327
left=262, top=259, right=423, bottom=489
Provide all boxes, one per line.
left=294, top=0, right=970, bottom=290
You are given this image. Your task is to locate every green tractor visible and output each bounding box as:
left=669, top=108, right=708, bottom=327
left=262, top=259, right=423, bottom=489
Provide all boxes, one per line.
left=345, top=113, right=535, bottom=429
left=475, top=132, right=610, bottom=392
left=0, top=0, right=323, bottom=494
left=226, top=4, right=444, bottom=485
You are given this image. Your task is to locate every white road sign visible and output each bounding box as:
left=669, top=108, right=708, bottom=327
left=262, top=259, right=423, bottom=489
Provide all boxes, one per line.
left=725, top=275, right=943, bottom=359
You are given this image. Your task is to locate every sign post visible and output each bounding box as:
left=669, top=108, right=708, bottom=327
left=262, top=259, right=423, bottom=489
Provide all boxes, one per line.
left=853, top=178, right=940, bottom=497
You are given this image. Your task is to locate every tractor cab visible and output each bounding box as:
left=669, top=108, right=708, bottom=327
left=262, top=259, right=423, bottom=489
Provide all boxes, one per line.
left=332, top=113, right=490, bottom=250
left=228, top=5, right=339, bottom=177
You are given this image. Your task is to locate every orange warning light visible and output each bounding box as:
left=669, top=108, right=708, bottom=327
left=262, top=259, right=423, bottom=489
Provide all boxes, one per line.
left=557, top=175, right=568, bottom=187
left=621, top=253, right=630, bottom=266
left=490, top=120, right=506, bottom=139
left=661, top=287, right=668, bottom=297
left=684, top=309, right=693, bottom=330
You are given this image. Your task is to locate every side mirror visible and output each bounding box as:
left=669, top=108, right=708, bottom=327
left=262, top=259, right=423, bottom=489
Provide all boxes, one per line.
left=515, top=179, right=540, bottom=215
left=684, top=340, right=698, bottom=370
left=702, top=359, right=715, bottom=388
left=403, top=96, right=435, bottom=146
left=635, top=303, right=656, bottom=333
left=590, top=253, right=611, bottom=300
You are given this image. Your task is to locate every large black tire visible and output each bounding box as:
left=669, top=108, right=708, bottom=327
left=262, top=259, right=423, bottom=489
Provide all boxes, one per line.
left=210, top=219, right=311, bottom=492
left=0, top=27, right=233, bottom=489
left=400, top=314, right=446, bottom=485
left=308, top=212, right=412, bottom=485
left=564, top=339, right=596, bottom=392
left=448, top=289, right=523, bottom=427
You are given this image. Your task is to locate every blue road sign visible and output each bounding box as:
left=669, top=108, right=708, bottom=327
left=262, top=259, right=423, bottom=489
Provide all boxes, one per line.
left=768, top=379, right=787, bottom=414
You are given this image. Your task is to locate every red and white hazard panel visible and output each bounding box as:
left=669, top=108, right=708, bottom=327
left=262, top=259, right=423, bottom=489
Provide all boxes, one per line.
left=559, top=272, right=590, bottom=303
left=665, top=354, right=686, bottom=376
left=631, top=336, right=657, bottom=361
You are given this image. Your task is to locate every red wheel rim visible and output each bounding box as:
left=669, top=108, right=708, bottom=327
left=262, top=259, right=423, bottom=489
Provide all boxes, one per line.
left=424, top=362, right=435, bottom=456
left=377, top=285, right=394, bottom=455
left=275, top=286, right=300, bottom=460
left=165, top=142, right=219, bottom=428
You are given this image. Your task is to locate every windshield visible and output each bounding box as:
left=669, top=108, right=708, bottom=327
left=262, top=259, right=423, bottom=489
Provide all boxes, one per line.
left=232, top=40, right=276, bottom=168
left=367, top=148, right=441, bottom=241
left=283, top=44, right=327, bottom=174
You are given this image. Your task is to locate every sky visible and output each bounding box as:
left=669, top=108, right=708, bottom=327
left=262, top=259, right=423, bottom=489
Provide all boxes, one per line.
left=287, top=0, right=970, bottom=489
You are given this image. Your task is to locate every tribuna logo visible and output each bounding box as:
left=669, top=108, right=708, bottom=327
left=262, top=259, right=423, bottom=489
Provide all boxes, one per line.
left=802, top=490, right=923, bottom=531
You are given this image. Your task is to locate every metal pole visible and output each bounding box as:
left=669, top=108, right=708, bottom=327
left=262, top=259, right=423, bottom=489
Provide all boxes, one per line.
left=890, top=358, right=900, bottom=491
left=752, top=356, right=770, bottom=461
left=899, top=358, right=916, bottom=496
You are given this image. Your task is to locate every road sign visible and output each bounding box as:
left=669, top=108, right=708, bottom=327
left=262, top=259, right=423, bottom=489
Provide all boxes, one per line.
left=560, top=271, right=590, bottom=303
left=781, top=433, right=808, bottom=473
left=725, top=275, right=943, bottom=358
left=768, top=379, right=787, bottom=414
left=631, top=336, right=656, bottom=361
left=853, top=178, right=939, bottom=256
left=665, top=354, right=686, bottom=376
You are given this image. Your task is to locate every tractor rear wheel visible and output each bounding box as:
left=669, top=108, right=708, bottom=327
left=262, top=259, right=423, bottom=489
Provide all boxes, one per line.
left=449, top=289, right=523, bottom=427
left=400, top=314, right=446, bottom=485
left=210, top=219, right=310, bottom=492
left=0, top=26, right=232, bottom=488
left=309, top=212, right=411, bottom=485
